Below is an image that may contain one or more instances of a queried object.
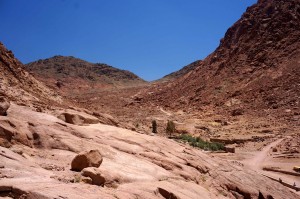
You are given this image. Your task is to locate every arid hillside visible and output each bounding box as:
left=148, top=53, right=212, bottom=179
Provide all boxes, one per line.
left=143, top=0, right=300, bottom=122
left=1, top=41, right=299, bottom=198
left=1, top=0, right=300, bottom=197
left=0, top=42, right=61, bottom=106
left=26, top=56, right=146, bottom=97
left=160, top=60, right=202, bottom=81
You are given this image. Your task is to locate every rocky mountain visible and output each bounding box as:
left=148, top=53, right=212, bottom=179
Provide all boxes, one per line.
left=1, top=42, right=298, bottom=198
left=143, top=0, right=300, bottom=120
left=0, top=42, right=61, bottom=105
left=160, top=60, right=202, bottom=81
left=25, top=56, right=146, bottom=97
left=1, top=0, right=300, bottom=198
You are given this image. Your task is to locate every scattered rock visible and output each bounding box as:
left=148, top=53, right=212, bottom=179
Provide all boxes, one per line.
left=71, top=150, right=103, bottom=171
left=81, top=167, right=105, bottom=186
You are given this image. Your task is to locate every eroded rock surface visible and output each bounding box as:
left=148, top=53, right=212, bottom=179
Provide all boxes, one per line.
left=0, top=104, right=298, bottom=199
left=0, top=97, right=10, bottom=116
left=57, top=109, right=99, bottom=125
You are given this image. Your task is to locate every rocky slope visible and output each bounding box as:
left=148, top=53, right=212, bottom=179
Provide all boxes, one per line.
left=25, top=56, right=146, bottom=97
left=142, top=0, right=300, bottom=122
left=1, top=103, right=299, bottom=199
left=1, top=42, right=299, bottom=199
left=160, top=60, right=202, bottom=81
left=0, top=42, right=61, bottom=106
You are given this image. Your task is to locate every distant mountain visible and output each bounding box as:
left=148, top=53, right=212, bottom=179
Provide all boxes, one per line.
left=25, top=56, right=146, bottom=97
left=143, top=0, right=300, bottom=119
left=160, top=60, right=202, bottom=81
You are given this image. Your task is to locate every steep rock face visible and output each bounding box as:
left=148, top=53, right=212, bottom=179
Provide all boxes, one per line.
left=144, top=0, right=300, bottom=119
left=25, top=56, right=146, bottom=97
left=0, top=43, right=61, bottom=105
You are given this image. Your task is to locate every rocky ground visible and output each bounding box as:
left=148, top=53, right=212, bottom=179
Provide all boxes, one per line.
left=1, top=103, right=299, bottom=199
left=1, top=0, right=300, bottom=198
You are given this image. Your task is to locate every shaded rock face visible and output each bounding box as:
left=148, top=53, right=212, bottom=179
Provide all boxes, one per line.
left=144, top=0, right=300, bottom=120
left=0, top=117, right=33, bottom=148
left=0, top=97, right=10, bottom=116
left=92, top=112, right=119, bottom=127
left=71, top=150, right=103, bottom=171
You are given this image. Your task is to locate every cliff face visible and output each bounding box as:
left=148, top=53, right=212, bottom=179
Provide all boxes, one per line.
left=0, top=43, right=61, bottom=104
left=144, top=0, right=300, bottom=119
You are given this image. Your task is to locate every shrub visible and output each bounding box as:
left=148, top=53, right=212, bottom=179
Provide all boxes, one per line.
left=177, top=134, right=224, bottom=151
left=166, top=121, right=176, bottom=136
left=152, top=120, right=157, bottom=133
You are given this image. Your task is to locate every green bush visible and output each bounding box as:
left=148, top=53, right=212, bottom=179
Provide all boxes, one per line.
left=152, top=120, right=157, bottom=133
left=177, top=134, right=224, bottom=151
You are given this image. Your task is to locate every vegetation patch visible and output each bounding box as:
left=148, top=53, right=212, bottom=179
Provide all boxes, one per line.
left=176, top=134, right=225, bottom=151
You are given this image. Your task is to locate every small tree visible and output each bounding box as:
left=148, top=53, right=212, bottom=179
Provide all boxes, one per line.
left=152, top=120, right=157, bottom=133
left=166, top=120, right=176, bottom=136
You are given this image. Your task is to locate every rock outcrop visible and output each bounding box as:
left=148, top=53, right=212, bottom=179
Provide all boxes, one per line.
left=71, top=150, right=103, bottom=171
left=57, top=110, right=99, bottom=126
left=0, top=96, right=10, bottom=116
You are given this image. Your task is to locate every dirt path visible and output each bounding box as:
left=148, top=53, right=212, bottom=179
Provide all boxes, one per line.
left=245, top=138, right=283, bottom=169
left=244, top=138, right=300, bottom=194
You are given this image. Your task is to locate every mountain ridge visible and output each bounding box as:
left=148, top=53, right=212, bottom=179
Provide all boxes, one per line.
left=25, top=55, right=147, bottom=97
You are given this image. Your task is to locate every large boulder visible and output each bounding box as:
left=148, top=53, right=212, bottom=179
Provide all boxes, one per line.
left=71, top=150, right=103, bottom=171
left=0, top=97, right=10, bottom=116
left=81, top=167, right=105, bottom=186
left=57, top=109, right=99, bottom=125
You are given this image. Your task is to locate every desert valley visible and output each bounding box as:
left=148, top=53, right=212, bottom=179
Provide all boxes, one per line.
left=0, top=0, right=300, bottom=198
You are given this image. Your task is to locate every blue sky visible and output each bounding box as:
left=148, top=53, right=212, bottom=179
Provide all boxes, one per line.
left=0, top=0, right=257, bottom=81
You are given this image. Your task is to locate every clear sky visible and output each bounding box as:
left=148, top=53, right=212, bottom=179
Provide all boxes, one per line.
left=0, top=0, right=257, bottom=81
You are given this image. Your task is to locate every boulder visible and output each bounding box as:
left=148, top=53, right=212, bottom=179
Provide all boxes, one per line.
left=0, top=97, right=10, bottom=116
left=81, top=167, right=105, bottom=186
left=71, top=150, right=103, bottom=171
left=57, top=110, right=99, bottom=125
